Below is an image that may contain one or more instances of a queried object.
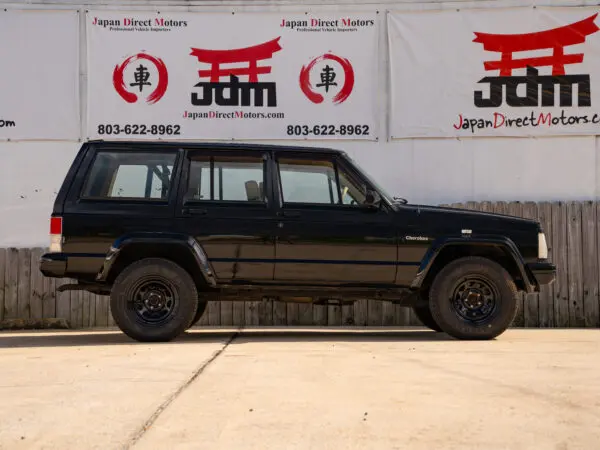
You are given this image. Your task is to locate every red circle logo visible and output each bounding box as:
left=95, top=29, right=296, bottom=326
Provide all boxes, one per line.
left=112, top=53, right=169, bottom=104
left=299, top=54, right=354, bottom=105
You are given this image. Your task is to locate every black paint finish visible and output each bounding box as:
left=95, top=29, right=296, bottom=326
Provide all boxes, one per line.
left=40, top=140, right=555, bottom=300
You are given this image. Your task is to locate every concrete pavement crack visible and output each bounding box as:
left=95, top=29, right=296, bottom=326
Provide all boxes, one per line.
left=124, top=329, right=241, bottom=449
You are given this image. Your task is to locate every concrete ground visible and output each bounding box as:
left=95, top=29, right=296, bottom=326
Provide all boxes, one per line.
left=0, top=328, right=599, bottom=450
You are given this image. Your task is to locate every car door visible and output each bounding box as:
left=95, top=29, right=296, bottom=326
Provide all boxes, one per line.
left=273, top=152, right=398, bottom=284
left=175, top=147, right=277, bottom=282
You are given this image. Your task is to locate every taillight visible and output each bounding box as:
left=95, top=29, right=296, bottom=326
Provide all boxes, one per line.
left=49, top=216, right=62, bottom=252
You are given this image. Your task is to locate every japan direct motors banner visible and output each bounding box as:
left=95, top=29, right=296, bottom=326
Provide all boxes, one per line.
left=0, top=10, right=79, bottom=140
left=388, top=7, right=600, bottom=138
left=86, top=11, right=378, bottom=140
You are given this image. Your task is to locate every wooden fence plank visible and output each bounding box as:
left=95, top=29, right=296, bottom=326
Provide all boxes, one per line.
left=552, top=202, right=569, bottom=327
left=55, top=278, right=71, bottom=323
left=95, top=293, right=109, bottom=328
left=381, top=301, right=395, bottom=326
left=353, top=299, right=368, bottom=326
left=17, top=248, right=31, bottom=319
left=233, top=301, right=245, bottom=326
left=258, top=298, right=273, bottom=326
left=297, top=303, right=313, bottom=326
left=313, top=303, right=328, bottom=326
left=395, top=304, right=410, bottom=326
left=42, top=274, right=56, bottom=319
left=29, top=248, right=45, bottom=319
left=505, top=202, right=524, bottom=327
left=593, top=201, right=600, bottom=328
left=208, top=300, right=221, bottom=326
left=367, top=299, right=383, bottom=326
left=342, top=303, right=354, bottom=326
left=286, top=302, right=299, bottom=326
left=4, top=249, right=19, bottom=320
left=272, top=300, right=286, bottom=326
left=537, top=202, right=554, bottom=327
left=327, top=304, right=342, bottom=326
left=70, top=288, right=84, bottom=329
left=220, top=300, right=234, bottom=327
left=87, top=293, right=97, bottom=328
left=522, top=202, right=540, bottom=327
left=245, top=301, right=260, bottom=326
left=567, top=202, right=585, bottom=327
left=582, top=201, right=599, bottom=327
left=0, top=248, right=6, bottom=321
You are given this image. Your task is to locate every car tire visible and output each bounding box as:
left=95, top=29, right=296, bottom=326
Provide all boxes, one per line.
left=412, top=305, right=443, bottom=332
left=428, top=256, right=518, bottom=340
left=110, top=258, right=198, bottom=342
left=188, top=299, right=208, bottom=329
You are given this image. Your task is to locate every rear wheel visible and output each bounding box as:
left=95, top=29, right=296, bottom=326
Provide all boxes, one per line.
left=110, top=258, right=198, bottom=342
left=412, top=305, right=442, bottom=332
left=428, top=257, right=518, bottom=340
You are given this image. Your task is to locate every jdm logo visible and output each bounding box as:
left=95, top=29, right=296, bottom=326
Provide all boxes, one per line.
left=473, top=14, right=599, bottom=108
left=113, top=53, right=169, bottom=104
left=299, top=53, right=354, bottom=105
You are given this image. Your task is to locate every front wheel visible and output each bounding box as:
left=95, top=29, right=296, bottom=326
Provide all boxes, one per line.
left=110, top=258, right=199, bottom=342
left=428, top=257, right=518, bottom=340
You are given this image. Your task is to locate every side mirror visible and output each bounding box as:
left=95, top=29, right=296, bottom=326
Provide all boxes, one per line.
left=363, top=189, right=381, bottom=209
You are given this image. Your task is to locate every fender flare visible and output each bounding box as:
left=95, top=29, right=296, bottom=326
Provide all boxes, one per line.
left=410, top=236, right=534, bottom=292
left=95, top=232, right=216, bottom=287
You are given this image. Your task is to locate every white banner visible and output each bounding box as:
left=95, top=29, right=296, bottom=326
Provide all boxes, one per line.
left=0, top=10, right=79, bottom=140
left=388, top=7, right=600, bottom=138
left=86, top=11, right=378, bottom=140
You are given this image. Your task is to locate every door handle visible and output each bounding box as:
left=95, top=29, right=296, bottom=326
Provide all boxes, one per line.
left=282, top=211, right=300, bottom=218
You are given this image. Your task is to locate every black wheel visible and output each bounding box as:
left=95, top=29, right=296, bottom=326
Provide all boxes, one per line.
left=110, top=258, right=198, bottom=342
left=188, top=300, right=208, bottom=329
left=428, top=256, right=518, bottom=340
left=412, top=305, right=443, bottom=332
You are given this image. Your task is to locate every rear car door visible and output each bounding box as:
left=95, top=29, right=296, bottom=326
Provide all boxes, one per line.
left=174, top=148, right=277, bottom=282
left=273, top=152, right=398, bottom=285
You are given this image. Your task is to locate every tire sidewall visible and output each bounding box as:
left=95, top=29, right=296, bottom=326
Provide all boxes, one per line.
left=429, top=257, right=518, bottom=340
left=110, top=258, right=198, bottom=342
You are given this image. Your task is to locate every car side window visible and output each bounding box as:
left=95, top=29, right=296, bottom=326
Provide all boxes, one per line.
left=277, top=157, right=367, bottom=206
left=186, top=155, right=265, bottom=203
left=81, top=151, right=176, bottom=200
left=278, top=158, right=339, bottom=204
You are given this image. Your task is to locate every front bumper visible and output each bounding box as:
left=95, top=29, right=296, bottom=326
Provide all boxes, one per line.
left=39, top=253, right=67, bottom=278
left=526, top=261, right=556, bottom=291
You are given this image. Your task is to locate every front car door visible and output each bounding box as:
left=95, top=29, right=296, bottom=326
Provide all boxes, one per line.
left=175, top=147, right=277, bottom=283
left=272, top=151, right=397, bottom=285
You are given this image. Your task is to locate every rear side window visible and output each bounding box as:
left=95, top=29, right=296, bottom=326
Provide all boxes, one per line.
left=81, top=151, right=176, bottom=200
left=185, top=155, right=265, bottom=203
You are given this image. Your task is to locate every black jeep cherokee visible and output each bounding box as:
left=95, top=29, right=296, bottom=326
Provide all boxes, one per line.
left=40, top=140, right=555, bottom=342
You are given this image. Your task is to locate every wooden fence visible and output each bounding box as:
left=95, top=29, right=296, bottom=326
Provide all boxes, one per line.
left=1, top=201, right=599, bottom=329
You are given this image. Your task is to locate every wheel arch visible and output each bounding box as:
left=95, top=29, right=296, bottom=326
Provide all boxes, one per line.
left=96, top=232, right=216, bottom=292
left=412, top=237, right=532, bottom=295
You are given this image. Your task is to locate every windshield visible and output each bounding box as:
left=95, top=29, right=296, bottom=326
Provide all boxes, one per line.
left=341, top=153, right=399, bottom=207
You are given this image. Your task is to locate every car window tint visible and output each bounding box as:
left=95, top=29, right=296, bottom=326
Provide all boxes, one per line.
left=187, top=155, right=264, bottom=202
left=81, top=151, right=176, bottom=200
left=278, top=159, right=339, bottom=204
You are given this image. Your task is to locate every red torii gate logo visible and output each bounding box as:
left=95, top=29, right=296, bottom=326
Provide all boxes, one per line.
left=473, top=13, right=599, bottom=108
left=189, top=37, right=282, bottom=107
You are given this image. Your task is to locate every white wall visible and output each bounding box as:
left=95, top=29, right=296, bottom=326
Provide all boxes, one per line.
left=1, top=0, right=598, bottom=246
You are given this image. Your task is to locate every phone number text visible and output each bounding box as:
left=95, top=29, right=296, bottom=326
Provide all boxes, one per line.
left=97, top=124, right=181, bottom=135
left=286, top=124, right=370, bottom=136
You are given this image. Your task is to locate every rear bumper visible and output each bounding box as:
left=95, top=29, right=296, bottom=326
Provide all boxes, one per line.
left=526, top=261, right=556, bottom=291
left=39, top=253, right=67, bottom=278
